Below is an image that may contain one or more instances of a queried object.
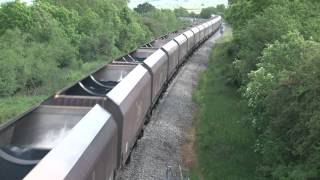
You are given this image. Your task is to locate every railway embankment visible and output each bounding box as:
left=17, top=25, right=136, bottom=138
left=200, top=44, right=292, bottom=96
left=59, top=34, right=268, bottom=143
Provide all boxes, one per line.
left=190, top=27, right=259, bottom=179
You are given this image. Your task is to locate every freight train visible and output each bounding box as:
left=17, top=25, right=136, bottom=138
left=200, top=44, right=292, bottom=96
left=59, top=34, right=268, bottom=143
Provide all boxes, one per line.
left=0, top=16, right=222, bottom=180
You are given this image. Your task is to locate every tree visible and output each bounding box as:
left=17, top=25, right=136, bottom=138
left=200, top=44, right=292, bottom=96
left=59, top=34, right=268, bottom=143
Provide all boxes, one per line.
left=232, top=4, right=300, bottom=83
left=174, top=7, right=190, bottom=17
left=228, top=0, right=237, bottom=5
left=134, top=2, right=156, bottom=14
left=199, top=6, right=217, bottom=19
left=225, top=0, right=254, bottom=29
left=245, top=32, right=320, bottom=179
left=226, top=0, right=320, bottom=178
left=216, top=4, right=226, bottom=13
left=0, top=0, right=187, bottom=98
left=0, top=1, right=33, bottom=35
left=189, top=12, right=198, bottom=18
left=199, top=4, right=226, bottom=19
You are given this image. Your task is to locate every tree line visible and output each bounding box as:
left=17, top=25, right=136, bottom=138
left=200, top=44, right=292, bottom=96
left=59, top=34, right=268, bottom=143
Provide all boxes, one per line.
left=134, top=2, right=226, bottom=19
left=225, top=0, right=320, bottom=179
left=0, top=0, right=189, bottom=122
left=0, top=0, right=189, bottom=97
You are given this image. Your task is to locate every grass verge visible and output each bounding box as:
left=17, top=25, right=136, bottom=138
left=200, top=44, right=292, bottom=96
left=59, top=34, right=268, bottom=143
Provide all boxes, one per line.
left=190, top=27, right=259, bottom=180
left=0, top=95, right=46, bottom=123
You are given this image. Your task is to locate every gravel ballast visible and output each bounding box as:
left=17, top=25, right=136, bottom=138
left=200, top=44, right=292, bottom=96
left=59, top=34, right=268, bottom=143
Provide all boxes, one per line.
left=117, top=31, right=222, bottom=180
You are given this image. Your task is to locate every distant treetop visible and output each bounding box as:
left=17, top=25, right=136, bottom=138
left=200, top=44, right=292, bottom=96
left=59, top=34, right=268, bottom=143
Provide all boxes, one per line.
left=134, top=2, right=156, bottom=14
left=200, top=4, right=226, bottom=19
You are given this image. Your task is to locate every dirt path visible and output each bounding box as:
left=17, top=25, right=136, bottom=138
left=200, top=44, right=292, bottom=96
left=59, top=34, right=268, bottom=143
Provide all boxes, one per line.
left=117, top=31, right=222, bottom=180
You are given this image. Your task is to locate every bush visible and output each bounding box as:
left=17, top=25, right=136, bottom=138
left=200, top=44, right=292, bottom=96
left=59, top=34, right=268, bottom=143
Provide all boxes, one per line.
left=0, top=27, right=75, bottom=95
left=140, top=9, right=188, bottom=37
left=226, top=0, right=320, bottom=178
left=0, top=60, right=18, bottom=97
left=0, top=1, right=33, bottom=35
left=233, top=5, right=300, bottom=83
left=174, top=7, right=190, bottom=17
left=134, top=2, right=156, bottom=14
left=245, top=32, right=320, bottom=179
left=0, top=0, right=189, bottom=123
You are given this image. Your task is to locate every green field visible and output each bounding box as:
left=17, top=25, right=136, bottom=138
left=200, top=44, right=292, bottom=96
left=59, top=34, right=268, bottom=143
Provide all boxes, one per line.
left=191, top=28, right=259, bottom=180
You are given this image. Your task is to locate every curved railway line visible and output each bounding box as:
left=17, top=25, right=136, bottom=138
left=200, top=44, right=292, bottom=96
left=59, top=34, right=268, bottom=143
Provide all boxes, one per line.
left=0, top=16, right=222, bottom=180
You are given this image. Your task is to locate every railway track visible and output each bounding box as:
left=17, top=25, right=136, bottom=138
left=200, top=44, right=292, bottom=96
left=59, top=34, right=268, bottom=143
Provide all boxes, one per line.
left=0, top=16, right=222, bottom=180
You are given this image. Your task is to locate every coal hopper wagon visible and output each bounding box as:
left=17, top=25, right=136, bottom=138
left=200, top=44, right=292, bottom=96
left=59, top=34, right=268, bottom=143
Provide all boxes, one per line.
left=0, top=16, right=222, bottom=180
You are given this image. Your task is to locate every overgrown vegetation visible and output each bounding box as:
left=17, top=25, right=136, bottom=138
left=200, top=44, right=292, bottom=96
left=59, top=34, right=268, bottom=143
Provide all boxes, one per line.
left=0, top=96, right=46, bottom=123
left=174, top=7, right=190, bottom=18
left=133, top=3, right=227, bottom=20
left=0, top=0, right=188, bottom=123
left=224, top=0, right=320, bottom=179
left=191, top=28, right=258, bottom=180
left=199, top=5, right=226, bottom=19
left=135, top=3, right=189, bottom=37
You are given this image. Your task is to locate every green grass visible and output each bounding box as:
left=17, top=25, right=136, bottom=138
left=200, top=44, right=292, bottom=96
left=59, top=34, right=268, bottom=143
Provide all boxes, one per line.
left=0, top=95, right=46, bottom=123
left=191, top=28, right=259, bottom=180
